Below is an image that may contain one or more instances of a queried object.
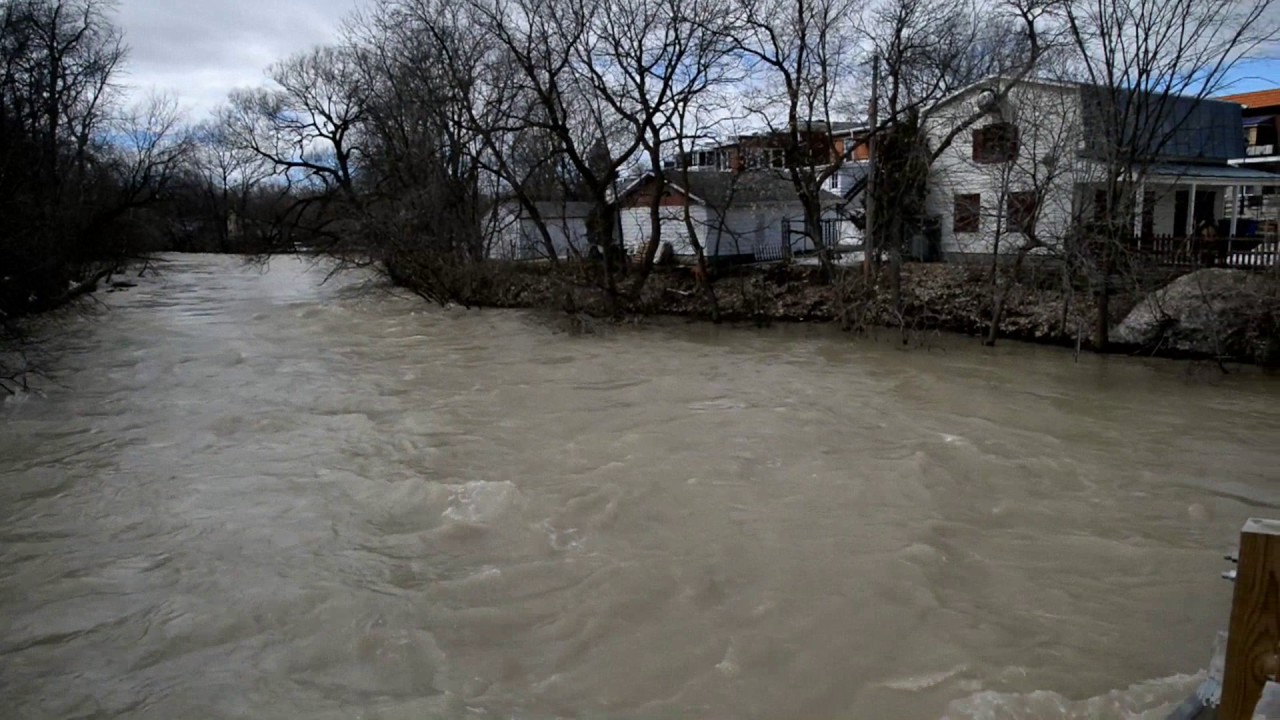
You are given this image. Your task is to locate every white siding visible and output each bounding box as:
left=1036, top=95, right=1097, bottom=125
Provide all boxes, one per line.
left=723, top=204, right=820, bottom=258
left=619, top=203, right=823, bottom=258
left=925, top=82, right=1092, bottom=257
left=717, top=208, right=771, bottom=256
left=619, top=205, right=711, bottom=256
left=486, top=201, right=592, bottom=260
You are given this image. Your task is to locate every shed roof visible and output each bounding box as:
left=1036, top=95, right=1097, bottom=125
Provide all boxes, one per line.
left=621, top=171, right=842, bottom=207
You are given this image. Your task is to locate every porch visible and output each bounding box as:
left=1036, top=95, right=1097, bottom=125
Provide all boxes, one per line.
left=1082, top=163, right=1280, bottom=270
left=1135, top=163, right=1280, bottom=240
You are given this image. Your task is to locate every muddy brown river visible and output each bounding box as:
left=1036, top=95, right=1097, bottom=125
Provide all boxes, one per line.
left=1, top=254, right=1277, bottom=719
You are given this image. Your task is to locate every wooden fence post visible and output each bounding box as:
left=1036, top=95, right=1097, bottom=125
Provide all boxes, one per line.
left=1220, top=518, right=1280, bottom=720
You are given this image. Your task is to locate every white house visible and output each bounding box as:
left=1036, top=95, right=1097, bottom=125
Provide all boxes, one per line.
left=924, top=77, right=1280, bottom=261
left=616, top=170, right=854, bottom=262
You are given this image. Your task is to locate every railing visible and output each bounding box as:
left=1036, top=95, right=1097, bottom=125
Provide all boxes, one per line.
left=1245, top=143, right=1276, bottom=157
left=1127, top=235, right=1278, bottom=270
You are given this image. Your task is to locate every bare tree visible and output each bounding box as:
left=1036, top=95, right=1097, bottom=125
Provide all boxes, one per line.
left=959, top=83, right=1077, bottom=345
left=0, top=0, right=128, bottom=316
left=224, top=45, right=368, bottom=256
left=565, top=0, right=738, bottom=294
left=860, top=0, right=1054, bottom=315
left=189, top=109, right=277, bottom=251
left=716, top=0, right=863, bottom=279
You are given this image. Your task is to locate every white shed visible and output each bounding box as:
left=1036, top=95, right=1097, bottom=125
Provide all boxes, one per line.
left=486, top=200, right=594, bottom=260
left=616, top=171, right=847, bottom=262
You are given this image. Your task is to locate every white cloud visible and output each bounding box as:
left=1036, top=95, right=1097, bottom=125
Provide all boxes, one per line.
left=113, top=0, right=363, bottom=118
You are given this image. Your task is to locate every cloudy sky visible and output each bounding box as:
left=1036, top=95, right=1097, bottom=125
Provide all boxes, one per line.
left=114, top=0, right=364, bottom=119
left=113, top=0, right=1276, bottom=122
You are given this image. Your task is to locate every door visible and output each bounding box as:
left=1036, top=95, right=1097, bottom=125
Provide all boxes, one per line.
left=1193, top=190, right=1217, bottom=233
left=1141, top=191, right=1155, bottom=240
left=1173, top=190, right=1189, bottom=237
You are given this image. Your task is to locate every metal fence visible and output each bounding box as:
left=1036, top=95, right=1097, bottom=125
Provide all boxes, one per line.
left=775, top=218, right=853, bottom=260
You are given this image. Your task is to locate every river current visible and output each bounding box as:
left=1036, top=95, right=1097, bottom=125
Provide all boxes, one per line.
left=2, top=254, right=1277, bottom=719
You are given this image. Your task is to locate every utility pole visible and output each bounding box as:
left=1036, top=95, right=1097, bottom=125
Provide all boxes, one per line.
left=864, top=54, right=880, bottom=281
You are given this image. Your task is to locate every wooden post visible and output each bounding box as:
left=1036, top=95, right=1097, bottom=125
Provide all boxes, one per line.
left=1220, top=518, right=1280, bottom=720
left=1186, top=181, right=1198, bottom=238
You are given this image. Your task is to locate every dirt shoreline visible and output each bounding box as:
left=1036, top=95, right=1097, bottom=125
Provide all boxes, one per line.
left=385, top=258, right=1279, bottom=367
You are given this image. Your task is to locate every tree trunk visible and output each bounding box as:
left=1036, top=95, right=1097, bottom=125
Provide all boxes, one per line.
left=628, top=179, right=666, bottom=298
left=1095, top=243, right=1112, bottom=351
left=803, top=197, right=835, bottom=283
left=1095, top=282, right=1110, bottom=351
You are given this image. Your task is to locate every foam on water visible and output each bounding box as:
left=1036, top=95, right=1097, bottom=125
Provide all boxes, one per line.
left=442, top=481, right=524, bottom=524
left=942, top=672, right=1206, bottom=720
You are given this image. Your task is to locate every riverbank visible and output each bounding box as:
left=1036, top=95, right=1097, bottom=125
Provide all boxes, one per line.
left=391, top=259, right=1280, bottom=366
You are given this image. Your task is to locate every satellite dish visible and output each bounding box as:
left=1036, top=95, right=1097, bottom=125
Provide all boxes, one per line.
left=975, top=88, right=999, bottom=113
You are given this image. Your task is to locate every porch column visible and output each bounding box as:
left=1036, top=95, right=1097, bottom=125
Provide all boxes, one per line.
left=1185, top=181, right=1198, bottom=237
left=1229, top=185, right=1238, bottom=238
left=1133, top=180, right=1145, bottom=237
left=1273, top=183, right=1280, bottom=273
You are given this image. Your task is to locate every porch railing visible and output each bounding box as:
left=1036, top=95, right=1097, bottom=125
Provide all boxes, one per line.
left=1126, top=235, right=1278, bottom=271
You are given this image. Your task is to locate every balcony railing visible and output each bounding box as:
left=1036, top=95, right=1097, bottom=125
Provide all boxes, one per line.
left=1245, top=143, right=1276, bottom=157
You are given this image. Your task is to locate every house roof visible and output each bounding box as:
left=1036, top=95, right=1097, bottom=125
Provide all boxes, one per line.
left=498, top=197, right=594, bottom=217
left=734, top=120, right=865, bottom=140
left=932, top=76, right=1246, bottom=161
left=619, top=170, right=842, bottom=207
left=925, top=75, right=1081, bottom=114
left=682, top=171, right=843, bottom=205
left=1144, top=162, right=1280, bottom=184
left=1218, top=88, right=1280, bottom=110
left=1078, top=86, right=1244, bottom=162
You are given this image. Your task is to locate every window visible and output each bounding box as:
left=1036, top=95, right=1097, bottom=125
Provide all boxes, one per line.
left=1006, top=191, right=1037, bottom=234
left=746, top=147, right=786, bottom=169
left=954, top=193, right=981, bottom=233
left=1093, top=189, right=1108, bottom=224
left=827, top=174, right=841, bottom=191
left=973, top=123, right=1019, bottom=163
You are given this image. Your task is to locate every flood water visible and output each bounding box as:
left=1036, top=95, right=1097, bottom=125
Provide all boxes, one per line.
left=1, top=254, right=1277, bottom=719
